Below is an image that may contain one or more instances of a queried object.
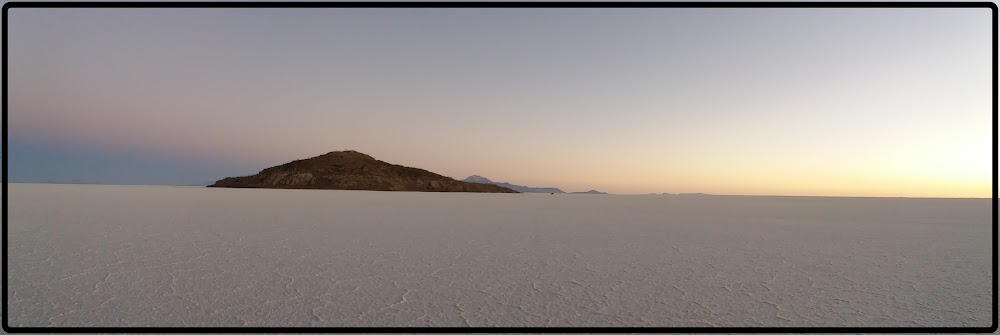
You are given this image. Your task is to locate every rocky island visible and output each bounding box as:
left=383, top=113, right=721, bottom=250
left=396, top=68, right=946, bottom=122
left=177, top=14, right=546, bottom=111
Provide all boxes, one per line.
left=209, top=150, right=519, bottom=193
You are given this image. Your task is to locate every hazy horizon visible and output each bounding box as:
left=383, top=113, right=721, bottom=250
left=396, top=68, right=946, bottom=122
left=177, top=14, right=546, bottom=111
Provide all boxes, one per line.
left=7, top=7, right=993, bottom=198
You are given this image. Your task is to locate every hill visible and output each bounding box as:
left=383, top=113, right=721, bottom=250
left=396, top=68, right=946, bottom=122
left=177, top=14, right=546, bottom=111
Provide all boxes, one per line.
left=209, top=151, right=519, bottom=193
left=462, top=175, right=565, bottom=193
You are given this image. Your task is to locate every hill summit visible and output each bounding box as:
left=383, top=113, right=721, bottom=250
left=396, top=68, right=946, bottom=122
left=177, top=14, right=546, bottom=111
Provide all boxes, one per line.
left=209, top=150, right=519, bottom=193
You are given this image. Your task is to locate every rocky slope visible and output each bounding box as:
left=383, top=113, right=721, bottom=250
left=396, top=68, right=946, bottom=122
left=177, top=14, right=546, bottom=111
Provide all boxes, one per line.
left=209, top=151, right=519, bottom=193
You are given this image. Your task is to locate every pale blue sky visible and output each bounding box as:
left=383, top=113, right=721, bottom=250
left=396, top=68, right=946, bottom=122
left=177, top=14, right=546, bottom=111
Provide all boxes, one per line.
left=6, top=7, right=993, bottom=196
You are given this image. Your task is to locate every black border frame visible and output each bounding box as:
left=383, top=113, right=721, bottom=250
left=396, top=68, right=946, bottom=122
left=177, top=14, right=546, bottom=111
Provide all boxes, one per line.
left=1, top=1, right=996, bottom=333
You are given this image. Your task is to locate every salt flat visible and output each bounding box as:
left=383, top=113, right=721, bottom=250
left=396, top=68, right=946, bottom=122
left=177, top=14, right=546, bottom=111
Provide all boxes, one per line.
left=5, top=183, right=993, bottom=328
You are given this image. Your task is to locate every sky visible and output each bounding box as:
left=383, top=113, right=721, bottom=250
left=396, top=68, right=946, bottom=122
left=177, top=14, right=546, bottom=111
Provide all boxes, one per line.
left=5, top=7, right=993, bottom=197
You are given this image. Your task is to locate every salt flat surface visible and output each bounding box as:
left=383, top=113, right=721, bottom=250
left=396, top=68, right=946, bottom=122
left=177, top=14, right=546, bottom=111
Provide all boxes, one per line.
left=5, top=183, right=993, bottom=328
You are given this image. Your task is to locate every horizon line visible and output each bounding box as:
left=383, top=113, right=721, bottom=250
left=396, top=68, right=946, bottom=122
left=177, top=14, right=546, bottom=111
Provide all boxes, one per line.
left=6, top=182, right=992, bottom=200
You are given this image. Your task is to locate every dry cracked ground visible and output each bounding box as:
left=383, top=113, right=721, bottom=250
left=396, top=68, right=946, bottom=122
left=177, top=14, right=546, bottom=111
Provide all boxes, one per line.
left=4, top=183, right=993, bottom=331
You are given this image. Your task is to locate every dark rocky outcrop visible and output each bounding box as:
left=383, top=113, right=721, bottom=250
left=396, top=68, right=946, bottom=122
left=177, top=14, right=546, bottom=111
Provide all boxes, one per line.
left=209, top=151, right=519, bottom=193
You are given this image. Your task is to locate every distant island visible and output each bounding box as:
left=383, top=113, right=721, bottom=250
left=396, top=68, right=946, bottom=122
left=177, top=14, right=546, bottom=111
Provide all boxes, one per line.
left=208, top=151, right=519, bottom=193
left=463, top=175, right=566, bottom=193
left=571, top=190, right=608, bottom=195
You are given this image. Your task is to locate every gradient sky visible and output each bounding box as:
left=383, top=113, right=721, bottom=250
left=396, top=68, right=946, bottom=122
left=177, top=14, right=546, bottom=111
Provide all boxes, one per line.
left=6, top=7, right=993, bottom=197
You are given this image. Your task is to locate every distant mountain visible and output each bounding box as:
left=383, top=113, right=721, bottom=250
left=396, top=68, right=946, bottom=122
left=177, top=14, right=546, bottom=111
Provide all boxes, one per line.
left=571, top=190, right=608, bottom=195
left=464, top=175, right=494, bottom=184
left=462, top=175, right=565, bottom=193
left=209, top=151, right=518, bottom=193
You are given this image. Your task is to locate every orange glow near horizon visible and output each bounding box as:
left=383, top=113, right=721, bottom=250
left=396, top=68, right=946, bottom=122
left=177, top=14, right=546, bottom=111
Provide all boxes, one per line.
left=7, top=8, right=992, bottom=197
